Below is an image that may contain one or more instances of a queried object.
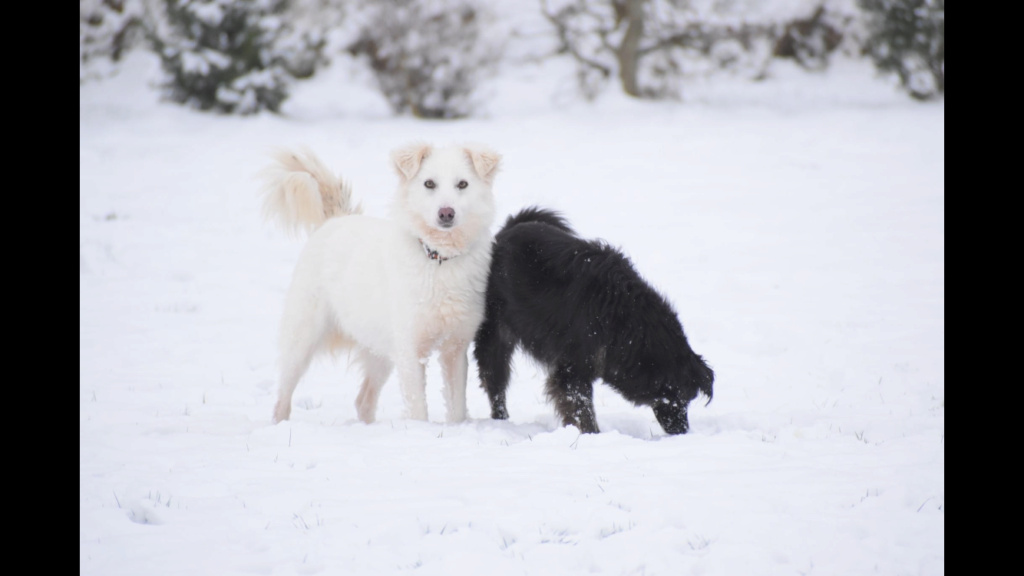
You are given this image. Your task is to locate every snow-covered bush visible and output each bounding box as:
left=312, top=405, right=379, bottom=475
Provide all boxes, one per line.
left=151, top=0, right=327, bottom=114
left=346, top=0, right=502, bottom=119
left=858, top=0, right=943, bottom=100
left=80, top=0, right=149, bottom=83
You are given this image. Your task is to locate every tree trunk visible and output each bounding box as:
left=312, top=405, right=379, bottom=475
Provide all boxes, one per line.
left=617, top=0, right=645, bottom=97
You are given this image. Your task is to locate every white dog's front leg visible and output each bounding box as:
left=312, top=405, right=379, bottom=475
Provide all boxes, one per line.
left=440, top=340, right=469, bottom=423
left=396, top=355, right=429, bottom=421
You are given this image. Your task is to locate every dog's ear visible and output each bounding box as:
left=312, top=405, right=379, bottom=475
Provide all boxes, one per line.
left=391, top=143, right=432, bottom=182
left=463, top=145, right=502, bottom=185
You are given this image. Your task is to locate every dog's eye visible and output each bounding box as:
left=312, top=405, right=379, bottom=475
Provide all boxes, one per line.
left=457, top=180, right=468, bottom=190
left=424, top=179, right=436, bottom=189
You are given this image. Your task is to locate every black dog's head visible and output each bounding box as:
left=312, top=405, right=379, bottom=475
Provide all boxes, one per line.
left=652, top=352, right=714, bottom=435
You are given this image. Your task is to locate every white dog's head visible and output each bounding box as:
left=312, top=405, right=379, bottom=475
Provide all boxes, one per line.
left=391, top=143, right=501, bottom=258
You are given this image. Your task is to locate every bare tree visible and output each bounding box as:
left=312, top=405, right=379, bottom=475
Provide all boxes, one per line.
left=542, top=0, right=852, bottom=100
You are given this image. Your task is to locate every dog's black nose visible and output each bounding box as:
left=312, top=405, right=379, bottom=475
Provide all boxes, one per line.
left=438, top=207, right=455, bottom=225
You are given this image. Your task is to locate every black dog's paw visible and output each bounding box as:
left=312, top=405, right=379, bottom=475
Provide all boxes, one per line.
left=653, top=401, right=690, bottom=435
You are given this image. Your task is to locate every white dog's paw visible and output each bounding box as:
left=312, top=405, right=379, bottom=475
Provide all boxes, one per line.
left=272, top=400, right=291, bottom=423
left=446, top=408, right=467, bottom=424
left=406, top=404, right=429, bottom=421
left=355, top=401, right=376, bottom=424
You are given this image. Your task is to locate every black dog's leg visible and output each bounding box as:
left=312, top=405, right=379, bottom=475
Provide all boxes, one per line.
left=473, top=317, right=515, bottom=420
left=546, top=364, right=599, bottom=433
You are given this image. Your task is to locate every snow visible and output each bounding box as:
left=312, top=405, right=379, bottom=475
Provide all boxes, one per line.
left=80, top=38, right=943, bottom=576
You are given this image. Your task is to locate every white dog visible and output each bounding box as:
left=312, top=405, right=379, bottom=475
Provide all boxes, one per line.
left=260, top=143, right=501, bottom=424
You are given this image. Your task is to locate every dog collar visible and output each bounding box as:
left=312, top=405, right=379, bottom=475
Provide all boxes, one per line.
left=420, top=240, right=454, bottom=265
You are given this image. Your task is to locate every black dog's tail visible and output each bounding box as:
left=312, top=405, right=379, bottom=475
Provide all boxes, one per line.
left=691, top=353, right=715, bottom=406
left=501, top=206, right=575, bottom=235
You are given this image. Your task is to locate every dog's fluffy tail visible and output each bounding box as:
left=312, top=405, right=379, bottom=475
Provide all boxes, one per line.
left=260, top=147, right=362, bottom=235
left=502, top=206, right=575, bottom=236
left=691, top=353, right=715, bottom=406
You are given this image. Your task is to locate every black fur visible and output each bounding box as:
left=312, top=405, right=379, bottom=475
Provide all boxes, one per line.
left=473, top=207, right=714, bottom=435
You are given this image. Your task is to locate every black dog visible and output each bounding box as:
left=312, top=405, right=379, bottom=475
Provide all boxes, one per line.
left=473, top=207, right=714, bottom=435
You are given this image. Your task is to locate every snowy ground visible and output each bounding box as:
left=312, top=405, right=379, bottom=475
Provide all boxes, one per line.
left=80, top=45, right=943, bottom=575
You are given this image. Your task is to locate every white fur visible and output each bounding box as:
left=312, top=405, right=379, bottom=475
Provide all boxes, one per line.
left=261, top=144, right=501, bottom=424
